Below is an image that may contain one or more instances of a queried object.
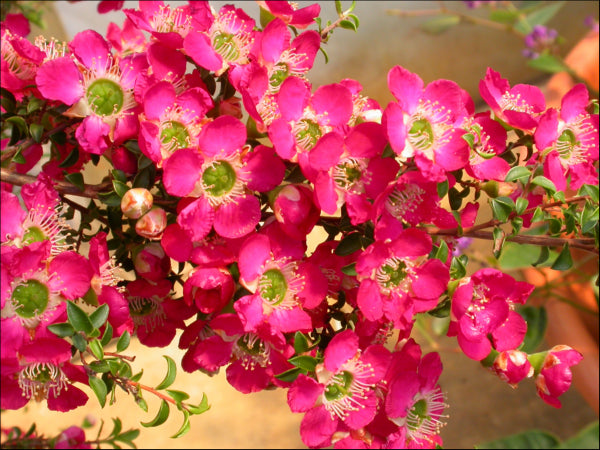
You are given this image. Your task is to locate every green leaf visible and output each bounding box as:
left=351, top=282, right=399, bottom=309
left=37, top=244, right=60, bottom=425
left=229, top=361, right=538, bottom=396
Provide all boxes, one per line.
left=72, top=333, right=88, bottom=353
left=274, top=366, right=303, bottom=382
left=131, top=369, right=144, bottom=383
left=335, top=232, right=362, bottom=256
left=187, top=393, right=210, bottom=415
left=98, top=191, right=123, bottom=207
left=531, top=176, right=556, bottom=195
left=171, top=411, right=190, bottom=439
left=527, top=53, right=570, bottom=74
left=166, top=390, right=190, bottom=404
left=288, top=355, right=318, bottom=372
left=136, top=396, right=148, bottom=412
left=498, top=243, right=541, bottom=269
left=432, top=240, right=449, bottom=262
left=490, top=196, right=515, bottom=222
left=557, top=420, right=599, bottom=449
left=551, top=244, right=572, bottom=270
left=64, top=172, right=85, bottom=192
left=116, top=429, right=140, bottom=449
left=89, top=339, right=104, bottom=360
left=155, top=355, right=177, bottom=390
left=88, top=375, right=108, bottom=408
left=515, top=197, right=529, bottom=215
left=504, top=166, right=532, bottom=183
left=419, top=15, right=460, bottom=35
left=116, top=331, right=131, bottom=353
left=450, top=255, right=468, bottom=279
left=111, top=417, right=123, bottom=437
left=339, top=19, right=357, bottom=31
left=58, top=147, right=80, bottom=168
left=524, top=1, right=565, bottom=27
left=518, top=306, right=547, bottom=353
left=531, top=207, right=545, bottom=224
left=6, top=116, right=28, bottom=136
left=111, top=169, right=128, bottom=183
left=532, top=246, right=550, bottom=267
left=293, top=332, right=309, bottom=355
left=29, top=123, right=44, bottom=143
left=141, top=399, right=170, bottom=428
left=335, top=0, right=343, bottom=15
left=112, top=180, right=130, bottom=198
left=437, top=179, right=449, bottom=199
left=578, top=184, right=599, bottom=203
left=47, top=322, right=75, bottom=338
left=341, top=262, right=357, bottom=276
left=89, top=360, right=111, bottom=373
left=489, top=9, right=520, bottom=24
left=100, top=322, right=114, bottom=347
left=67, top=301, right=94, bottom=334
left=89, top=304, right=110, bottom=329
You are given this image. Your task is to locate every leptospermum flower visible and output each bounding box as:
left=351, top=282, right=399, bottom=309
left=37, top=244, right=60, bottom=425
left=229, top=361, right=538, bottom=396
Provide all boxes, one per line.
left=1, top=337, right=88, bottom=412
left=35, top=30, right=143, bottom=154
left=256, top=1, right=321, bottom=29
left=163, top=115, right=285, bottom=240
left=533, top=345, right=583, bottom=408
left=355, top=228, right=450, bottom=332
left=490, top=349, right=534, bottom=387
left=306, top=122, right=398, bottom=224
left=534, top=83, right=599, bottom=191
left=448, top=268, right=534, bottom=361
left=287, top=329, right=390, bottom=448
left=383, top=65, right=470, bottom=182
left=479, top=67, right=546, bottom=132
left=234, top=232, right=328, bottom=334
left=1, top=26, right=45, bottom=100
left=138, top=80, right=213, bottom=166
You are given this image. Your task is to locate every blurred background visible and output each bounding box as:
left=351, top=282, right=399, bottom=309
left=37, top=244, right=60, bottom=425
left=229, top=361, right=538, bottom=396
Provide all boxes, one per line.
left=2, top=1, right=598, bottom=448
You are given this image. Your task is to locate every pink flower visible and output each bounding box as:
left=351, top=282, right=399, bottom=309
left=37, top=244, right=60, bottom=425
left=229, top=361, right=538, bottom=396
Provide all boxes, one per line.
left=479, top=67, right=546, bottom=132
left=356, top=228, right=449, bottom=329
left=534, top=345, right=583, bottom=408
left=183, top=266, right=234, bottom=315
left=256, top=1, right=321, bottom=29
left=287, top=329, right=390, bottom=448
left=234, top=232, right=328, bottom=334
left=490, top=350, right=533, bottom=387
left=1, top=27, right=45, bottom=100
left=448, top=268, right=534, bottom=360
left=534, top=83, right=599, bottom=191
left=54, top=426, right=91, bottom=449
left=383, top=65, right=470, bottom=181
left=271, top=183, right=321, bottom=240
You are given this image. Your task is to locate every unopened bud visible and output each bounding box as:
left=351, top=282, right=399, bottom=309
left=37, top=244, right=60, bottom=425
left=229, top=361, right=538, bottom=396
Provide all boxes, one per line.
left=133, top=242, right=171, bottom=280
left=121, top=188, right=153, bottom=219
left=135, top=206, right=167, bottom=240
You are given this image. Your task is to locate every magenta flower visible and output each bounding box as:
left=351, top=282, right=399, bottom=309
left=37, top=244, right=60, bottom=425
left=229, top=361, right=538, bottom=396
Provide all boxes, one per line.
left=383, top=65, right=470, bottom=181
left=183, top=266, right=235, bottom=315
left=306, top=122, right=398, bottom=223
left=271, top=183, right=321, bottom=241
left=491, top=350, right=533, bottom=387
left=287, top=329, right=390, bottom=448
left=35, top=30, right=142, bottom=154
left=1, top=337, right=88, bottom=412
left=356, top=228, right=450, bottom=329
left=479, top=67, right=546, bottom=132
left=534, top=83, right=599, bottom=191
left=448, top=268, right=534, bottom=360
left=163, top=115, right=285, bottom=240
left=256, top=1, right=321, bottom=29
left=534, top=345, right=583, bottom=408
left=234, top=232, right=328, bottom=334
left=54, top=425, right=91, bottom=449
left=1, top=27, right=45, bottom=100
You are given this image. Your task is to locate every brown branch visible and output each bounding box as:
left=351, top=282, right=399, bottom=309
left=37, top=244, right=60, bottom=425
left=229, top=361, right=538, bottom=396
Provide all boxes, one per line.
left=1, top=167, right=112, bottom=198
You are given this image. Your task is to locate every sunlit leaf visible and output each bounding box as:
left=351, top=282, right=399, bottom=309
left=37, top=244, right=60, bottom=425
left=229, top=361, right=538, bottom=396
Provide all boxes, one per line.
left=140, top=399, right=170, bottom=427
left=155, top=355, right=177, bottom=390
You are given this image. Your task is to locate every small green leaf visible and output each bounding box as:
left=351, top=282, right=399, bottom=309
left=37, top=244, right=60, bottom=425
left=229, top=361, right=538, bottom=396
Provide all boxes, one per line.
left=532, top=246, right=550, bottom=267
left=450, top=255, right=468, bottom=279
left=155, top=355, right=177, bottom=390
left=557, top=420, right=599, bottom=449
left=116, top=331, right=131, bottom=353
left=131, top=369, right=144, bottom=383
left=488, top=9, right=519, bottom=24
left=141, top=399, right=170, bottom=428
left=72, top=333, right=88, bottom=353
left=116, top=429, right=140, bottom=448
left=524, top=1, right=565, bottom=27
left=527, top=53, right=570, bottom=74
left=100, top=322, right=114, bottom=347
left=578, top=184, right=599, bottom=203
left=515, top=197, right=529, bottom=215
left=111, top=417, right=123, bottom=437
left=111, top=169, right=128, bottom=183
left=531, top=207, right=545, bottom=224
left=89, top=360, right=111, bottom=373
left=475, top=429, right=560, bottom=449
left=437, top=179, right=449, bottom=198
left=136, top=396, right=148, bottom=412
left=81, top=286, right=99, bottom=307
left=112, top=180, right=130, bottom=198
left=419, top=15, right=460, bottom=35
left=64, top=172, right=85, bottom=192
left=335, top=232, right=362, bottom=256
left=531, top=176, right=556, bottom=194
left=89, top=304, right=110, bottom=329
left=341, top=262, right=357, bottom=276
left=58, top=147, right=80, bottom=168
left=67, top=301, right=94, bottom=334
left=47, top=322, right=75, bottom=338
left=432, top=240, right=449, bottom=262
left=89, top=339, right=104, bottom=360
left=504, top=166, right=531, bottom=183
left=288, top=355, right=319, bottom=372
left=274, top=366, right=303, bottom=382
left=187, top=393, right=210, bottom=415
left=551, top=244, right=573, bottom=270
left=98, top=191, right=123, bottom=207
left=490, top=197, right=515, bottom=222
left=29, top=123, right=44, bottom=143
left=166, top=390, right=190, bottom=404
left=293, top=332, right=309, bottom=355
left=171, top=411, right=190, bottom=439
left=335, top=0, right=343, bottom=15
left=88, top=375, right=108, bottom=408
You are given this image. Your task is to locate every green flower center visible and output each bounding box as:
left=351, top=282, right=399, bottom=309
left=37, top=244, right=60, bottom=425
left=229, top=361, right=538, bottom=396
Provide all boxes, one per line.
left=334, top=158, right=363, bottom=189
left=408, top=118, right=434, bottom=151
left=236, top=334, right=264, bottom=356
left=324, top=371, right=354, bottom=401
left=556, top=128, right=580, bottom=160
left=212, top=32, right=239, bottom=62
left=160, top=121, right=189, bottom=151
left=11, top=280, right=49, bottom=319
left=295, top=119, right=322, bottom=151
left=22, top=226, right=46, bottom=245
left=86, top=79, right=124, bottom=116
left=129, top=297, right=156, bottom=316
left=269, top=62, right=289, bottom=89
left=259, top=269, right=287, bottom=304
left=377, top=259, right=408, bottom=290
left=202, top=161, right=237, bottom=197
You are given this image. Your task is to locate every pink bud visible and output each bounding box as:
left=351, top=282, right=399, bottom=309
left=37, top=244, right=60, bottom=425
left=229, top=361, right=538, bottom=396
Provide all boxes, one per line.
left=535, top=345, right=583, bottom=408
left=135, top=206, right=167, bottom=240
left=272, top=184, right=320, bottom=240
left=111, top=146, right=138, bottom=175
left=218, top=96, right=243, bottom=119
left=121, top=188, right=153, bottom=219
left=491, top=350, right=533, bottom=387
left=133, top=242, right=171, bottom=281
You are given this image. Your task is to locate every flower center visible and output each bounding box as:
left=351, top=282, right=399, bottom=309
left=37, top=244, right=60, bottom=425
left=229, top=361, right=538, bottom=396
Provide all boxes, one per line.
left=258, top=269, right=288, bottom=305
left=233, top=333, right=270, bottom=369
left=269, top=62, right=290, bottom=90
left=11, top=280, right=49, bottom=319
left=408, top=118, right=434, bottom=152
left=160, top=120, right=190, bottom=152
left=22, top=226, right=47, bottom=245
left=129, top=296, right=165, bottom=331
left=324, top=370, right=354, bottom=401
left=212, top=32, right=240, bottom=62
left=401, top=388, right=447, bottom=443
left=202, top=160, right=237, bottom=197
left=86, top=78, right=124, bottom=116
left=555, top=128, right=586, bottom=166
left=376, top=258, right=410, bottom=293
left=294, top=119, right=322, bottom=152
left=333, top=157, right=367, bottom=191
left=18, top=362, right=67, bottom=402
left=385, top=183, right=425, bottom=220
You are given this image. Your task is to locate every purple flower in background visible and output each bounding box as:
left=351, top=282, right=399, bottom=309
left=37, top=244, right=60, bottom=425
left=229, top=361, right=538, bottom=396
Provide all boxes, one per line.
left=523, top=25, right=559, bottom=59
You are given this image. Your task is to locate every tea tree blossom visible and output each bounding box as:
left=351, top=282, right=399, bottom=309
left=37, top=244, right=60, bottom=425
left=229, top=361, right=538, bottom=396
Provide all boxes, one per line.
left=533, top=345, right=583, bottom=408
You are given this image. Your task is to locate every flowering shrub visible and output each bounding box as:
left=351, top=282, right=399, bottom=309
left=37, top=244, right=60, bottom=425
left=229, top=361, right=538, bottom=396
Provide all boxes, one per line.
left=1, top=1, right=598, bottom=448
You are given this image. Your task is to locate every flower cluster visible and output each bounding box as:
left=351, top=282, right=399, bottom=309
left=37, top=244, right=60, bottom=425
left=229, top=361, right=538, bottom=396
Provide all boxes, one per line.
left=1, top=1, right=597, bottom=449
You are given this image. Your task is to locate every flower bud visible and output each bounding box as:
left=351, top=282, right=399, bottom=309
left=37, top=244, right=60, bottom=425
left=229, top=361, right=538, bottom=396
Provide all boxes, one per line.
left=111, top=146, right=138, bottom=175
left=135, top=206, right=167, bottom=240
left=271, top=184, right=320, bottom=240
left=121, top=188, right=153, bottom=219
left=133, top=242, right=171, bottom=281
left=491, top=350, right=533, bottom=387
left=533, top=345, right=583, bottom=408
